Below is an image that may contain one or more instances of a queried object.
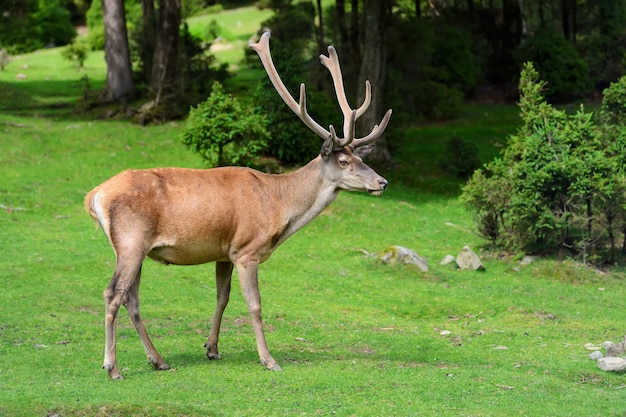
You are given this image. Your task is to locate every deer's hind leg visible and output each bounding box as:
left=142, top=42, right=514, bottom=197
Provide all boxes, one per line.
left=123, top=266, right=170, bottom=372
left=102, top=253, right=145, bottom=380
left=204, top=261, right=234, bottom=360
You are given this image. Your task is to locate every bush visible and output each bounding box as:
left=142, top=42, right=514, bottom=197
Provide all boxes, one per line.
left=439, top=136, right=481, bottom=179
left=85, top=0, right=105, bottom=50
left=0, top=0, right=75, bottom=52
left=31, top=0, right=76, bottom=47
left=461, top=63, right=626, bottom=263
left=61, top=39, right=89, bottom=68
left=181, top=82, right=270, bottom=167
left=514, top=29, right=590, bottom=103
left=250, top=5, right=323, bottom=165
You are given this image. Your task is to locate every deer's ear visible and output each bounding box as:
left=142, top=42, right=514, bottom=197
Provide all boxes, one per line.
left=320, top=137, right=334, bottom=160
left=353, top=144, right=374, bottom=158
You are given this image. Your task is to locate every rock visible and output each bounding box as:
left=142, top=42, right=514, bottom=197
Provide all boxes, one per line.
left=602, top=341, right=615, bottom=349
left=607, top=341, right=626, bottom=357
left=376, top=246, right=429, bottom=272
left=456, top=246, right=485, bottom=271
left=139, top=100, right=156, bottom=112
left=520, top=255, right=540, bottom=266
left=597, top=357, right=626, bottom=372
left=440, top=255, right=456, bottom=266
left=589, top=350, right=604, bottom=361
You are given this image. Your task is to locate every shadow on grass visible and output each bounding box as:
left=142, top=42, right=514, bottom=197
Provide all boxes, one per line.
left=0, top=78, right=103, bottom=113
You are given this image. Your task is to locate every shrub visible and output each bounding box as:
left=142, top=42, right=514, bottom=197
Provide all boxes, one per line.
left=181, top=82, right=270, bottom=167
left=439, top=136, right=481, bottom=179
left=461, top=63, right=626, bottom=263
left=514, top=29, right=590, bottom=103
left=31, top=0, right=76, bottom=47
left=61, top=39, right=89, bottom=68
left=0, top=0, right=75, bottom=52
left=250, top=6, right=322, bottom=165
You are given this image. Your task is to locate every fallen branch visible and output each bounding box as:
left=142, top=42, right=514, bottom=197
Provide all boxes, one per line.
left=0, top=204, right=26, bottom=212
left=3, top=121, right=29, bottom=128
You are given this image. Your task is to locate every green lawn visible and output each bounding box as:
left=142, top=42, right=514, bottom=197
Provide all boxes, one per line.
left=1, top=7, right=626, bottom=417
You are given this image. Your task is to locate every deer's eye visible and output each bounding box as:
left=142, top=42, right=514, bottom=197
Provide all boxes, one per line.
left=338, top=159, right=349, bottom=167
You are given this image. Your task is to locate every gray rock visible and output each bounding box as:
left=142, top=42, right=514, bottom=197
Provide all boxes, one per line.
left=597, top=357, right=626, bottom=372
left=607, top=341, right=626, bottom=357
left=440, top=255, right=456, bottom=266
left=456, top=246, right=485, bottom=271
left=376, top=246, right=429, bottom=272
left=520, top=255, right=540, bottom=266
left=589, top=350, right=604, bottom=361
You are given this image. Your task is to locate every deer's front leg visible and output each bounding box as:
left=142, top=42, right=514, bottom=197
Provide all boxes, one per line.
left=205, top=261, right=233, bottom=360
left=235, top=258, right=282, bottom=371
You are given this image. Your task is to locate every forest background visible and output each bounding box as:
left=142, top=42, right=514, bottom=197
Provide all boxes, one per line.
left=1, top=0, right=624, bottom=164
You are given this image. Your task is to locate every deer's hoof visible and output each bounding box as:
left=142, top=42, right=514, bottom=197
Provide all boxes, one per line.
left=268, top=363, right=283, bottom=371
left=261, top=358, right=282, bottom=371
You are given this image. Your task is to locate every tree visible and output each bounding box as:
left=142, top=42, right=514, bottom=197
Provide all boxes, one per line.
left=357, top=0, right=392, bottom=166
left=150, top=0, right=181, bottom=107
left=181, top=82, right=270, bottom=167
left=461, top=63, right=626, bottom=263
left=102, top=0, right=136, bottom=101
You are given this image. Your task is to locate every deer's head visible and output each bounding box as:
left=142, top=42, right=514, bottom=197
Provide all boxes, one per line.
left=250, top=32, right=391, bottom=196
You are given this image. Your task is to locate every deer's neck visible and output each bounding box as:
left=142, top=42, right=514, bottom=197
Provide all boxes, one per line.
left=273, top=156, right=339, bottom=245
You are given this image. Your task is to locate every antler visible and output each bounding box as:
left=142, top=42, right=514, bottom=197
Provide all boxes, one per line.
left=249, top=31, right=392, bottom=151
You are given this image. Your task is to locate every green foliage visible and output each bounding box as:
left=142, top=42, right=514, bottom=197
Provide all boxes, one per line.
left=0, top=0, right=75, bottom=52
left=578, top=0, right=626, bottom=89
left=600, top=76, right=626, bottom=127
left=439, top=136, right=481, bottom=179
left=180, top=81, right=270, bottom=167
left=262, top=0, right=315, bottom=41
left=183, top=0, right=224, bottom=18
left=32, top=0, right=76, bottom=47
left=60, top=38, right=89, bottom=68
left=85, top=0, right=105, bottom=50
left=250, top=39, right=323, bottom=165
left=386, top=17, right=480, bottom=121
left=514, top=29, right=590, bottom=103
left=462, top=63, right=626, bottom=262
left=248, top=3, right=324, bottom=165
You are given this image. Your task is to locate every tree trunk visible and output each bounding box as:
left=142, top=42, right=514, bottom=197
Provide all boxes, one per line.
left=102, top=0, right=136, bottom=102
left=150, top=0, right=181, bottom=105
left=141, top=0, right=156, bottom=83
left=316, top=0, right=324, bottom=52
left=336, top=0, right=348, bottom=45
left=350, top=0, right=359, bottom=52
left=357, top=0, right=392, bottom=166
left=561, top=0, right=571, bottom=40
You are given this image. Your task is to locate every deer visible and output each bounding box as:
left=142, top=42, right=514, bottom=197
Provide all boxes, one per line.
left=84, top=31, right=392, bottom=379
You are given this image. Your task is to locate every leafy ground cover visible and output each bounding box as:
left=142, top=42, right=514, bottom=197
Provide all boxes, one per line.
left=1, top=10, right=626, bottom=417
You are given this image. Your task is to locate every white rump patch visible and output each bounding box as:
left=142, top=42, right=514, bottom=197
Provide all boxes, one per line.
left=92, top=191, right=112, bottom=242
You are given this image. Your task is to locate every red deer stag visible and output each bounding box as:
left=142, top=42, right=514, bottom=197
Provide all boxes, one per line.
left=85, top=31, right=392, bottom=379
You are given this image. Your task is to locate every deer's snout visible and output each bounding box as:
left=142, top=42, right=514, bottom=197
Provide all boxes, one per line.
left=368, top=177, right=388, bottom=196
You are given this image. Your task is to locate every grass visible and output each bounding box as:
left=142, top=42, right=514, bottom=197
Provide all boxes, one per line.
left=2, top=9, right=626, bottom=417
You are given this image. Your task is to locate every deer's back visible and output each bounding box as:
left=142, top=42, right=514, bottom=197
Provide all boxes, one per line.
left=85, top=167, right=287, bottom=265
